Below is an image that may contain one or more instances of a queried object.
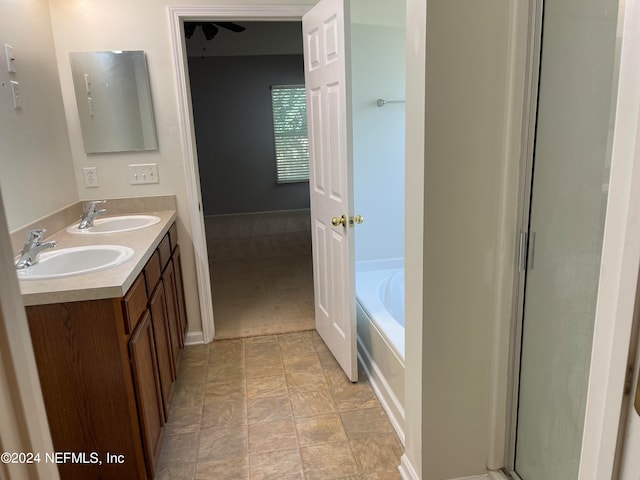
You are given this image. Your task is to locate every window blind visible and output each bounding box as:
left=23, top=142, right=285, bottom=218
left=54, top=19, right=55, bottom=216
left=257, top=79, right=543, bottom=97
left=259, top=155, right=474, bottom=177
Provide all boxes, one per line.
left=271, top=85, right=309, bottom=183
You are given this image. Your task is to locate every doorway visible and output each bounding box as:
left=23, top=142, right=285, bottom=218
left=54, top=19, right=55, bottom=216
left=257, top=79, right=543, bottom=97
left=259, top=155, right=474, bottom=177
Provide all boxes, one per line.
left=184, top=20, right=315, bottom=339
left=510, top=0, right=624, bottom=477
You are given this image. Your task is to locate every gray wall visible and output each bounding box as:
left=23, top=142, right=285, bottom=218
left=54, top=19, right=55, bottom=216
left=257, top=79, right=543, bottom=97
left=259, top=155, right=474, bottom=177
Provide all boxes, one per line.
left=188, top=54, right=310, bottom=215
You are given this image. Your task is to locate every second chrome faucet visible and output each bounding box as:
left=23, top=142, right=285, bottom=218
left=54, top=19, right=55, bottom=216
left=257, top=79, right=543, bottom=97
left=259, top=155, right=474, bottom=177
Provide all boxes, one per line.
left=78, top=200, right=107, bottom=229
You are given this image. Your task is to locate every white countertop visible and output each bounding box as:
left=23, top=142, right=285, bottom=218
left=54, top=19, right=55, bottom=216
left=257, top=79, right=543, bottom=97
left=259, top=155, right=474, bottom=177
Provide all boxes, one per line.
left=19, top=210, right=177, bottom=306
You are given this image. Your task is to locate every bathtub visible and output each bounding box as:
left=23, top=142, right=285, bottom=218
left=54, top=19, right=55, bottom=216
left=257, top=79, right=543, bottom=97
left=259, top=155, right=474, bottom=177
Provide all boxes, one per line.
left=356, top=260, right=405, bottom=443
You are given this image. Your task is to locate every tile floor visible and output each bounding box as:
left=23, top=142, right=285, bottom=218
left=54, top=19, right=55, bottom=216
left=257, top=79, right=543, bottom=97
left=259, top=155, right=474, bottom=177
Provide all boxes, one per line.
left=205, top=212, right=315, bottom=339
left=155, top=330, right=403, bottom=479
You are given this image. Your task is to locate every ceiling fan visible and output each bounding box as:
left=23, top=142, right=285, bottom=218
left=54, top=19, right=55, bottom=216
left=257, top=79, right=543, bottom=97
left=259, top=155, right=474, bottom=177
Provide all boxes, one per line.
left=184, top=22, right=246, bottom=41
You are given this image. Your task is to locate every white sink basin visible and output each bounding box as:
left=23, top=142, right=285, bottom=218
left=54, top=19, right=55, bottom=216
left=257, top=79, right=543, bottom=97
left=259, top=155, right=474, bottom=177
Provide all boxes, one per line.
left=17, top=245, right=135, bottom=280
left=67, top=215, right=161, bottom=234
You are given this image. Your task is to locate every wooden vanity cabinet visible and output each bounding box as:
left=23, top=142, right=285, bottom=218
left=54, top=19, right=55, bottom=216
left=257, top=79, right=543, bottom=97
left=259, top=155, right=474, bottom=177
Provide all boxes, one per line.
left=129, top=310, right=164, bottom=477
left=26, top=222, right=187, bottom=480
left=172, top=245, right=188, bottom=348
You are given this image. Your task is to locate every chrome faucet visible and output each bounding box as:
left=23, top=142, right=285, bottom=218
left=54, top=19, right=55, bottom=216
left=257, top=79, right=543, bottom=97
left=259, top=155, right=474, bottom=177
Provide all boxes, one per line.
left=78, top=200, right=107, bottom=229
left=15, top=229, right=57, bottom=269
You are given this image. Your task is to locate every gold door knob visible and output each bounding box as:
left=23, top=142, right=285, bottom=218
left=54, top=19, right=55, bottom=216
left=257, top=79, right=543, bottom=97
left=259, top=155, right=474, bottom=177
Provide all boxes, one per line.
left=352, top=215, right=364, bottom=225
left=332, top=215, right=347, bottom=227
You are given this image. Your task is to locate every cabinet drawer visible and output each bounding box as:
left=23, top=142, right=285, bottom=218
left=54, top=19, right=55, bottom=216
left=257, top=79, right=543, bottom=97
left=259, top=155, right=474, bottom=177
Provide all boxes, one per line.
left=168, top=223, right=178, bottom=252
left=158, top=233, right=171, bottom=272
left=144, top=250, right=161, bottom=296
left=123, top=273, right=147, bottom=334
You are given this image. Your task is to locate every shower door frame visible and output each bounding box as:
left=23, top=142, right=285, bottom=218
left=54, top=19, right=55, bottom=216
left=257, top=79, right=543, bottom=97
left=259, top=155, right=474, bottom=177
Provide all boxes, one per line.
left=505, top=0, right=542, bottom=474
left=505, top=0, right=640, bottom=477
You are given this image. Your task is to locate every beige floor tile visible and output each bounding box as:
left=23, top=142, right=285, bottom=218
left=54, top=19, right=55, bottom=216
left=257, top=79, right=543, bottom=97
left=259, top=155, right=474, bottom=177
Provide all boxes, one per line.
left=248, top=419, right=298, bottom=454
left=195, top=456, right=249, bottom=480
left=205, top=378, right=246, bottom=404
left=349, top=432, right=403, bottom=474
left=310, top=332, right=330, bottom=353
left=245, top=343, right=281, bottom=360
left=207, top=361, right=246, bottom=383
left=176, top=364, right=208, bottom=385
left=180, top=344, right=210, bottom=362
left=201, top=399, right=247, bottom=429
left=331, top=384, right=379, bottom=412
left=318, top=350, right=341, bottom=369
left=340, top=408, right=394, bottom=437
left=246, top=356, right=285, bottom=379
left=245, top=335, right=279, bottom=345
left=300, top=442, right=359, bottom=479
left=198, top=425, right=248, bottom=462
left=154, top=462, right=195, bottom=479
left=360, top=472, right=402, bottom=480
left=164, top=405, right=203, bottom=435
left=158, top=432, right=198, bottom=465
left=246, top=375, right=288, bottom=399
left=278, top=332, right=315, bottom=356
left=323, top=366, right=354, bottom=390
left=283, top=353, right=323, bottom=373
left=170, top=382, right=206, bottom=410
left=249, top=449, right=304, bottom=480
left=289, top=389, right=336, bottom=418
left=210, top=339, right=244, bottom=364
left=295, top=414, right=347, bottom=447
left=285, top=370, right=328, bottom=392
left=248, top=394, right=292, bottom=424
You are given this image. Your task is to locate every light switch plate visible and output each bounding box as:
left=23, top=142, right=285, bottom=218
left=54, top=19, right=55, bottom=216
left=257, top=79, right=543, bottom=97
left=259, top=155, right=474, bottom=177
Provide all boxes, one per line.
left=4, top=44, right=15, bottom=73
left=129, top=164, right=159, bottom=185
left=10, top=81, right=21, bottom=109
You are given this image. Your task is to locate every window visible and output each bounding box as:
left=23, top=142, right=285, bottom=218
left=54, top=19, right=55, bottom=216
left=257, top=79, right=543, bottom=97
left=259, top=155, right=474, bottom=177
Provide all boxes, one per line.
left=271, top=85, right=309, bottom=183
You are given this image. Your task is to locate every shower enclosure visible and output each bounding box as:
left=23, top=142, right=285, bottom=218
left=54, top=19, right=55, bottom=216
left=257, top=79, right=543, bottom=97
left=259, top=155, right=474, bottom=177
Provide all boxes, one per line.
left=510, top=0, right=625, bottom=477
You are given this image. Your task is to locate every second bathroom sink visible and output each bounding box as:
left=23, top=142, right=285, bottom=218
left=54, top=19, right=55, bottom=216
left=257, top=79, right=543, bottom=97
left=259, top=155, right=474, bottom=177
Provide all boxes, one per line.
left=67, top=215, right=161, bottom=234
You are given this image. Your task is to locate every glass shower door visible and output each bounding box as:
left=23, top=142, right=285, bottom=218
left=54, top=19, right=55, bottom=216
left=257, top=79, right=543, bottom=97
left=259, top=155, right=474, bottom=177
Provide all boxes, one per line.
left=514, top=0, right=623, bottom=478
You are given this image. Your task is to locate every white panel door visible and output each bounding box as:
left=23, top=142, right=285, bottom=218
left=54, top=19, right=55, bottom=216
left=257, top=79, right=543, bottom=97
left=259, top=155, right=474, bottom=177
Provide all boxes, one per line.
left=303, top=0, right=357, bottom=381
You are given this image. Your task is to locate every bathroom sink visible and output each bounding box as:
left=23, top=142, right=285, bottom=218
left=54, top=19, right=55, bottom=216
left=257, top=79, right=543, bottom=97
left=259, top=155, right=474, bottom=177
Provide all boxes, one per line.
left=67, top=215, right=161, bottom=234
left=17, top=245, right=134, bottom=280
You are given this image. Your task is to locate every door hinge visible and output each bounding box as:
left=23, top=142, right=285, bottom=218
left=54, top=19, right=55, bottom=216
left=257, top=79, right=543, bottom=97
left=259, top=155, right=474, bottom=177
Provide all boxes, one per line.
left=624, top=364, right=634, bottom=395
left=518, top=231, right=528, bottom=272
left=518, top=231, right=536, bottom=272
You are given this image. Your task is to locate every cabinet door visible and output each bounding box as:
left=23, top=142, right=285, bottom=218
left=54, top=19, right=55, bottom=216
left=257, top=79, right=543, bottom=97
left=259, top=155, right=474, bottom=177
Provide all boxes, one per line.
left=149, top=281, right=174, bottom=417
left=162, top=259, right=181, bottom=373
left=172, top=245, right=188, bottom=346
left=129, top=310, right=163, bottom=478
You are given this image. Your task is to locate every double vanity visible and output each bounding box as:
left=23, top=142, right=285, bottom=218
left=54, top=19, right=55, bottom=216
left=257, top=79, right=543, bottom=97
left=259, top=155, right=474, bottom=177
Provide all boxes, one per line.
left=14, top=196, right=187, bottom=480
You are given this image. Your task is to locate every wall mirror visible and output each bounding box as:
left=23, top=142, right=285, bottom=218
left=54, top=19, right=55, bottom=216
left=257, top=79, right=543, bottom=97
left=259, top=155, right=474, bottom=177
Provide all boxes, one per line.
left=69, top=50, right=158, bottom=154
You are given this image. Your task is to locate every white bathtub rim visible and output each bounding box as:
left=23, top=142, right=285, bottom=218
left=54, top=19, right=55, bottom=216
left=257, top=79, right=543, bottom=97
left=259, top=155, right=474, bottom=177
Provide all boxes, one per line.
left=356, top=257, right=404, bottom=272
left=356, top=269, right=405, bottom=362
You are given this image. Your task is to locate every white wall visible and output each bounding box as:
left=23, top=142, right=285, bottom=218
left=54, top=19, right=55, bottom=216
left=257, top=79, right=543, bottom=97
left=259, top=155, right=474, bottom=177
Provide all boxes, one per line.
left=46, top=0, right=317, bottom=338
left=0, top=0, right=77, bottom=232
left=403, top=0, right=524, bottom=477
left=352, top=23, right=405, bottom=264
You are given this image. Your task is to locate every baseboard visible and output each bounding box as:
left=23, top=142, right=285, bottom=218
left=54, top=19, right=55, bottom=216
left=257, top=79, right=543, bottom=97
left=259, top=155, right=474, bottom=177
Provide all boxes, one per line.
left=487, top=470, right=510, bottom=480
left=357, top=337, right=405, bottom=445
left=396, top=458, right=503, bottom=480
left=449, top=475, right=489, bottom=480
left=399, top=454, right=419, bottom=480
left=184, top=330, right=205, bottom=345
